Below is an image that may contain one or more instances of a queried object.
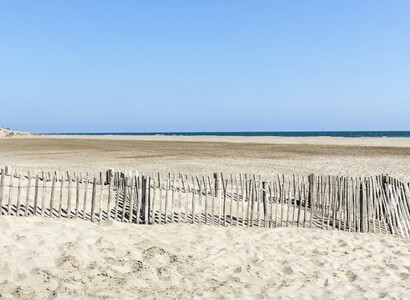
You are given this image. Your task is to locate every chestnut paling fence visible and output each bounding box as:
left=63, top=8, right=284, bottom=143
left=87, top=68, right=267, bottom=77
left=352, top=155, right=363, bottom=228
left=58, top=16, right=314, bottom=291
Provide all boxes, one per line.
left=0, top=167, right=409, bottom=238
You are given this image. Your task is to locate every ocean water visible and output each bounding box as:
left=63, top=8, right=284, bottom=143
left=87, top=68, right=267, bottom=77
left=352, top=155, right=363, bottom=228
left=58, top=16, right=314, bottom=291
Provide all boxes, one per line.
left=52, top=131, right=410, bottom=138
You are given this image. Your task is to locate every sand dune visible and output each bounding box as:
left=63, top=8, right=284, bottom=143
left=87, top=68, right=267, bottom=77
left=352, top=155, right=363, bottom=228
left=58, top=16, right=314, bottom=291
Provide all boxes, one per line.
left=0, top=127, right=32, bottom=138
left=0, top=216, right=409, bottom=299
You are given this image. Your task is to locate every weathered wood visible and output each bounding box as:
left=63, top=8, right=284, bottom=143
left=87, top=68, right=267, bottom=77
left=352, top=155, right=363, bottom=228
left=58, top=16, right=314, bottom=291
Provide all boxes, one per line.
left=33, top=172, right=39, bottom=216
left=91, top=176, right=97, bottom=223
left=296, top=181, right=302, bottom=227
left=332, top=177, right=337, bottom=230
left=359, top=181, right=365, bottom=232
left=16, top=175, right=22, bottom=216
left=137, top=176, right=142, bottom=224
left=395, top=184, right=410, bottom=237
left=128, top=176, right=135, bottom=223
left=3, top=167, right=410, bottom=238
left=208, top=176, right=215, bottom=225
left=145, top=176, right=150, bottom=224
left=309, top=175, right=314, bottom=228
left=150, top=177, right=156, bottom=224
left=292, top=175, right=297, bottom=226
left=121, top=177, right=129, bottom=223
left=177, top=176, right=182, bottom=223
left=5, top=166, right=11, bottom=176
left=229, top=174, right=234, bottom=226
left=221, top=173, right=228, bottom=226
left=280, top=175, right=285, bottom=227
left=248, top=179, right=255, bottom=227
left=204, top=176, right=208, bottom=225
left=269, top=182, right=273, bottom=228
left=274, top=180, right=279, bottom=228
left=58, top=173, right=64, bottom=218
left=214, top=172, right=219, bottom=197
left=41, top=172, right=47, bottom=217
left=0, top=168, right=5, bottom=215
left=191, top=177, right=196, bottom=224
left=303, top=182, right=308, bottom=228
left=379, top=180, right=395, bottom=235
left=308, top=174, right=314, bottom=222
left=234, top=174, right=239, bottom=226
left=256, top=176, right=261, bottom=227
left=165, top=176, right=170, bottom=224
left=262, top=181, right=268, bottom=228
left=83, top=174, right=89, bottom=221
left=217, top=174, right=223, bottom=226
left=97, top=174, right=103, bottom=221
left=320, top=177, right=326, bottom=229
left=171, top=176, right=176, bottom=223
left=286, top=178, right=291, bottom=227
left=240, top=175, right=245, bottom=226
left=159, top=175, right=164, bottom=224
left=181, top=175, right=188, bottom=223
left=7, top=174, right=13, bottom=215
left=114, top=178, right=122, bottom=222
left=67, top=173, right=72, bottom=218
left=398, top=184, right=410, bottom=236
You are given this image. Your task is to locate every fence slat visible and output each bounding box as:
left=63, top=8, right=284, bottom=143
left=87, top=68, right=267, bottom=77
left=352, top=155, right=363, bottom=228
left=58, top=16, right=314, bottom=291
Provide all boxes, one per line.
left=91, top=176, right=97, bottom=223
left=0, top=169, right=5, bottom=215
left=7, top=174, right=13, bottom=215
left=83, top=174, right=89, bottom=221
left=1, top=167, right=409, bottom=239
left=16, top=175, right=22, bottom=216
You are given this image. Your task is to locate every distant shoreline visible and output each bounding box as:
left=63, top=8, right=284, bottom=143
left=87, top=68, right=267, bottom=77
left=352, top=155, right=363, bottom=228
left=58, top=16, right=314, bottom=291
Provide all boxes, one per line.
left=42, top=131, right=410, bottom=138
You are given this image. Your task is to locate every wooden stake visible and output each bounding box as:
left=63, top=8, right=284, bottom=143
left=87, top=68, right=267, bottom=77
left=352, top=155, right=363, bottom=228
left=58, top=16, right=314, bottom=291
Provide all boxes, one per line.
left=91, top=176, right=97, bottom=223
left=41, top=172, right=47, bottom=217
left=58, top=173, right=64, bottom=218
left=262, top=181, right=268, bottom=228
left=67, top=173, right=72, bottom=218
left=33, top=172, right=39, bottom=216
left=0, top=169, right=5, bottom=215
left=7, top=174, right=13, bottom=216
left=16, top=175, right=22, bottom=216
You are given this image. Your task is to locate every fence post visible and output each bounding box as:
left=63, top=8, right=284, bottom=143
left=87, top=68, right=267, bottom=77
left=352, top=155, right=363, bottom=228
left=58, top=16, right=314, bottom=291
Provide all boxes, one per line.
left=308, top=174, right=314, bottom=210
left=0, top=169, right=4, bottom=215
left=360, top=181, right=364, bottom=232
left=140, top=175, right=147, bottom=224
left=214, top=173, right=219, bottom=197
left=262, top=181, right=268, bottom=228
left=91, top=177, right=97, bottom=223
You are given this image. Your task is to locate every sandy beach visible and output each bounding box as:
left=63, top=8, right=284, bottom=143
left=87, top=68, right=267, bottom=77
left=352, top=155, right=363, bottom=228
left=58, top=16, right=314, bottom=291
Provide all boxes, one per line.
left=1, top=217, right=410, bottom=299
left=1, top=135, right=410, bottom=299
left=1, top=135, right=410, bottom=181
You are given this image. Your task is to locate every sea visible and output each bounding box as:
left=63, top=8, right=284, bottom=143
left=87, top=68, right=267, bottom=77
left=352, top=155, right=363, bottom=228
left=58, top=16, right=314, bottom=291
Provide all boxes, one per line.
left=53, top=131, right=410, bottom=138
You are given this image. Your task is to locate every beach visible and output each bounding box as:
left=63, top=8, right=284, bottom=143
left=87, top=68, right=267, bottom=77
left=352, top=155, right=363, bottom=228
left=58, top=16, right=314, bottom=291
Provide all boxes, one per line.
left=1, top=135, right=410, bottom=298
left=1, top=135, right=410, bottom=181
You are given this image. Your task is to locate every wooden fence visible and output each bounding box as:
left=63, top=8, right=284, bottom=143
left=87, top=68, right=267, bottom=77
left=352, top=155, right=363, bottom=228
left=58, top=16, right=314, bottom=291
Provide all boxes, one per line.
left=0, top=167, right=409, bottom=238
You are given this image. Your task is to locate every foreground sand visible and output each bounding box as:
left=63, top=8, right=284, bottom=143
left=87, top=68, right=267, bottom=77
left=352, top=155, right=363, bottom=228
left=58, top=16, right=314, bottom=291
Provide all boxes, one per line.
left=0, top=216, right=409, bottom=299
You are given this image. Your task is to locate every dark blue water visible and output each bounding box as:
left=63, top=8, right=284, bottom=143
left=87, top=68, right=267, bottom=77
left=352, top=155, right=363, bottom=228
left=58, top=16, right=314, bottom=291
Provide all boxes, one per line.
left=50, top=131, right=410, bottom=138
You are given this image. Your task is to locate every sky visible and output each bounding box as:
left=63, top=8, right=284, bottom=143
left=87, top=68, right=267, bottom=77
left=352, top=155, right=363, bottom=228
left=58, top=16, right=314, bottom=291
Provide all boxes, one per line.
left=0, top=1, right=409, bottom=133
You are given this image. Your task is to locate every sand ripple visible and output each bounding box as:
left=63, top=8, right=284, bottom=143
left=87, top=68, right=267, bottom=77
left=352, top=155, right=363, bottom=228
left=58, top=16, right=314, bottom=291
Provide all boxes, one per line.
left=0, top=217, right=409, bottom=299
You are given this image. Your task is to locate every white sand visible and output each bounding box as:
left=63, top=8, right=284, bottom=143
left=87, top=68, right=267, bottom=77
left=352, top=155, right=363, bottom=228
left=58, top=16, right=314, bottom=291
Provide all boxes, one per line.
left=0, top=216, right=409, bottom=299
left=1, top=135, right=410, bottom=181
left=0, top=127, right=32, bottom=138
left=1, top=135, right=410, bottom=298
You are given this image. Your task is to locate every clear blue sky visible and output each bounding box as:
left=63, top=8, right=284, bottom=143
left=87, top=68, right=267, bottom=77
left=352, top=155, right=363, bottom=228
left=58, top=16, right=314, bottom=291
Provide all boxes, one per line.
left=1, top=1, right=409, bottom=133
